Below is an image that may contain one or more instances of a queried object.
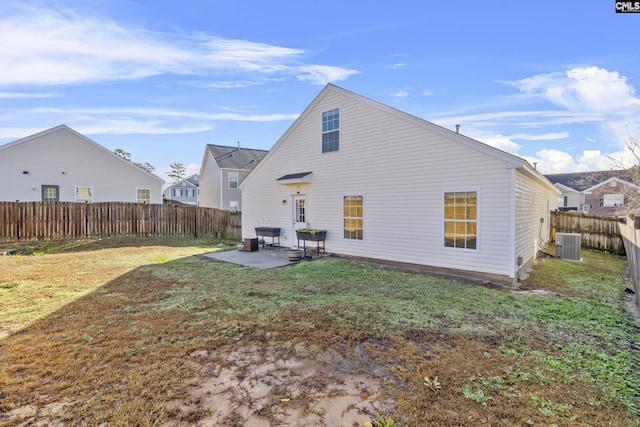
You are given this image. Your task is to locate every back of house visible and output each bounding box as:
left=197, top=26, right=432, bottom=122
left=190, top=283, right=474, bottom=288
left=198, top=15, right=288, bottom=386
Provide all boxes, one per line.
left=241, top=84, right=558, bottom=285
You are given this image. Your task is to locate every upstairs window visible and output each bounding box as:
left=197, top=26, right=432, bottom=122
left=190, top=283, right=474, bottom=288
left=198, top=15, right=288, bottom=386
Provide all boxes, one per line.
left=444, top=191, right=477, bottom=250
left=322, top=108, right=339, bottom=153
left=228, top=172, right=239, bottom=189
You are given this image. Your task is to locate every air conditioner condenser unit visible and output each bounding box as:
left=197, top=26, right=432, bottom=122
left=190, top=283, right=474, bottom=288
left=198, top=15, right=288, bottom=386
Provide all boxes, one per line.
left=555, top=233, right=582, bottom=261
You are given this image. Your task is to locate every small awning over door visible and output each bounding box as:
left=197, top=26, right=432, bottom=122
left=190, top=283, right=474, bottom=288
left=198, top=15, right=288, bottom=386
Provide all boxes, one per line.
left=276, top=172, right=312, bottom=185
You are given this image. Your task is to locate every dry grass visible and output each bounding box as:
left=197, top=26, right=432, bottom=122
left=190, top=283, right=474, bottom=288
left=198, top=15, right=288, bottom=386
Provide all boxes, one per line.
left=0, top=238, right=639, bottom=426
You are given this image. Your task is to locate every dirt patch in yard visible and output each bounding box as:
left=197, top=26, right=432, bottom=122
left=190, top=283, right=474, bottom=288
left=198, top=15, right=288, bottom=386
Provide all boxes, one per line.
left=169, top=338, right=389, bottom=426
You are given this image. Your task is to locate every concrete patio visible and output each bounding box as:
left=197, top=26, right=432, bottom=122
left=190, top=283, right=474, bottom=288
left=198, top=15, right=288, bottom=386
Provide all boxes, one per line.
left=203, top=247, right=324, bottom=269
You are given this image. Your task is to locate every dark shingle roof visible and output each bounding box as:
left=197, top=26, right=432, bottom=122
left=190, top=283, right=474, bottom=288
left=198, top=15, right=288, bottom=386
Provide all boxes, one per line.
left=545, top=170, right=636, bottom=191
left=208, top=144, right=268, bottom=170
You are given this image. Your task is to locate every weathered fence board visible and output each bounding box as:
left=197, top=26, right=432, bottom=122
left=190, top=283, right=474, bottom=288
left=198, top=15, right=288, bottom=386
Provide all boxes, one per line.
left=0, top=202, right=241, bottom=242
left=619, top=218, right=640, bottom=306
left=550, top=210, right=625, bottom=255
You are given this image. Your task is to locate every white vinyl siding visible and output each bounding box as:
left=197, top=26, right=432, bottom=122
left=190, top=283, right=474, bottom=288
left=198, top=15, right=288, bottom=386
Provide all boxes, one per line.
left=0, top=126, right=163, bottom=203
left=241, top=86, right=558, bottom=283
left=514, top=168, right=557, bottom=278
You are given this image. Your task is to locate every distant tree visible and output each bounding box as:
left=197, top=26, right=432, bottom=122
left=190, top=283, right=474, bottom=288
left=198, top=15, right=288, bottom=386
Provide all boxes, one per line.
left=113, top=148, right=131, bottom=161
left=113, top=148, right=156, bottom=174
left=168, top=162, right=186, bottom=183
left=604, top=136, right=640, bottom=215
left=135, top=162, right=156, bottom=174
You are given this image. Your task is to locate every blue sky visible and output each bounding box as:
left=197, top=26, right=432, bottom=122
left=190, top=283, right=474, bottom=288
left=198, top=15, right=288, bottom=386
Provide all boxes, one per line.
left=1, top=0, right=639, bottom=183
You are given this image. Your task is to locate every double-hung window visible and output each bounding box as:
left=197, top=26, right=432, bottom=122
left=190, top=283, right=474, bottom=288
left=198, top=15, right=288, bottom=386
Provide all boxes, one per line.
left=322, top=108, right=339, bottom=153
left=228, top=172, right=239, bottom=189
left=137, top=188, right=151, bottom=203
left=444, top=191, right=477, bottom=249
left=343, top=195, right=363, bottom=240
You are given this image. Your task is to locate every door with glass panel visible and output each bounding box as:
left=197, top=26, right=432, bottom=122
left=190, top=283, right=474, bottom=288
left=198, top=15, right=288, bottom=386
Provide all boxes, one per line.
left=292, top=195, right=307, bottom=248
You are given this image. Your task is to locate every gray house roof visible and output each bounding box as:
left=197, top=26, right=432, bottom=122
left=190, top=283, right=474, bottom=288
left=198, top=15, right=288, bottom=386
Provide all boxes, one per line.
left=545, top=170, right=636, bottom=191
left=207, top=144, right=268, bottom=170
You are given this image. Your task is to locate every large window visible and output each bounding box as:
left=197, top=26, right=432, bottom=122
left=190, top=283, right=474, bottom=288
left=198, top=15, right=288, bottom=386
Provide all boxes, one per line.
left=603, top=193, right=624, bottom=207
left=322, top=108, right=339, bottom=153
left=343, top=195, right=363, bottom=240
left=228, top=172, right=239, bottom=189
left=75, top=187, right=92, bottom=202
left=42, top=185, right=59, bottom=202
left=444, top=191, right=477, bottom=249
left=137, top=188, right=151, bottom=203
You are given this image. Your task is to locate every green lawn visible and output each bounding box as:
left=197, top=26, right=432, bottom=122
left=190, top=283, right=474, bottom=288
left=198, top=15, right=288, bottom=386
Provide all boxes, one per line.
left=0, top=238, right=639, bottom=426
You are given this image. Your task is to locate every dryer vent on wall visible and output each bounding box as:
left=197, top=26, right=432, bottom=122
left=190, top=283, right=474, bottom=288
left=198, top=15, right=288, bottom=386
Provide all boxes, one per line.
left=555, top=233, right=582, bottom=261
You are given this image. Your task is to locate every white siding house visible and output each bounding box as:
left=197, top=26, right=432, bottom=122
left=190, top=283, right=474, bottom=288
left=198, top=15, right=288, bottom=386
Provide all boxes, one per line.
left=241, top=85, right=559, bottom=285
left=163, top=174, right=200, bottom=205
left=0, top=125, right=164, bottom=203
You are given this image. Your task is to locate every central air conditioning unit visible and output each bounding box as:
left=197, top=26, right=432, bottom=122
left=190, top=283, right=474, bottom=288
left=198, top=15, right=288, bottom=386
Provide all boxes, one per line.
left=555, top=233, right=582, bottom=261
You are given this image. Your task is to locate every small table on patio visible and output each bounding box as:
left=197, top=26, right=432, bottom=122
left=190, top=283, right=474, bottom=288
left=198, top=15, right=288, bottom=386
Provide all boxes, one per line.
left=255, top=227, right=281, bottom=249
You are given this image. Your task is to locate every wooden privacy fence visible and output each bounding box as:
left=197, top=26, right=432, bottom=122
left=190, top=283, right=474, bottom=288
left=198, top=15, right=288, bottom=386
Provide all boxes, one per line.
left=0, top=201, right=241, bottom=242
left=550, top=210, right=625, bottom=255
left=619, top=217, right=640, bottom=306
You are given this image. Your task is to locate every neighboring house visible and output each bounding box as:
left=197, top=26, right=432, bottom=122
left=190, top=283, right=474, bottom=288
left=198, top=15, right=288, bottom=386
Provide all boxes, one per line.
left=199, top=144, right=268, bottom=211
left=546, top=171, right=639, bottom=216
left=241, top=84, right=559, bottom=285
left=0, top=125, right=164, bottom=203
left=163, top=174, right=200, bottom=205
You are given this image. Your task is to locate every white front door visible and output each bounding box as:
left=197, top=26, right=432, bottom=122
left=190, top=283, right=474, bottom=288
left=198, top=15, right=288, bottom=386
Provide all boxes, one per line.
left=292, top=195, right=307, bottom=248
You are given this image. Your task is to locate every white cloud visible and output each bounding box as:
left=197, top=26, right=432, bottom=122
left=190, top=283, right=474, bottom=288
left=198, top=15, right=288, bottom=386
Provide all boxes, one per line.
left=505, top=66, right=640, bottom=144
left=295, top=64, right=359, bottom=85
left=386, top=63, right=406, bottom=70
left=523, top=148, right=618, bottom=174
left=0, top=5, right=359, bottom=87
left=392, top=88, right=410, bottom=99
left=473, top=132, right=521, bottom=154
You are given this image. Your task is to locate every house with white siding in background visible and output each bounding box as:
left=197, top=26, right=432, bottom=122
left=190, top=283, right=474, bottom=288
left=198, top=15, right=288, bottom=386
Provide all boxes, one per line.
left=0, top=125, right=164, bottom=203
left=240, top=84, right=560, bottom=285
left=199, top=144, right=268, bottom=211
left=163, top=174, right=200, bottom=205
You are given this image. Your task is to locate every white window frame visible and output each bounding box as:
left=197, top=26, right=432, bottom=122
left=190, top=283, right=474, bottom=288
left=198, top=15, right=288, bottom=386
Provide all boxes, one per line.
left=322, top=108, right=340, bottom=153
left=230, top=201, right=239, bottom=212
left=75, top=186, right=93, bottom=202
left=228, top=172, right=239, bottom=189
left=443, top=190, right=478, bottom=251
left=343, top=195, right=364, bottom=240
left=136, top=188, right=151, bottom=203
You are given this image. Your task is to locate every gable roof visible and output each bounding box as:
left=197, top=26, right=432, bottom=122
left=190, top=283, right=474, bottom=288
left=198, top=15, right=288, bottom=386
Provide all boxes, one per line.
left=243, top=84, right=557, bottom=193
left=206, top=144, right=268, bottom=170
left=583, top=176, right=640, bottom=193
left=167, top=174, right=199, bottom=188
left=0, top=124, right=164, bottom=184
left=545, top=170, right=636, bottom=192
